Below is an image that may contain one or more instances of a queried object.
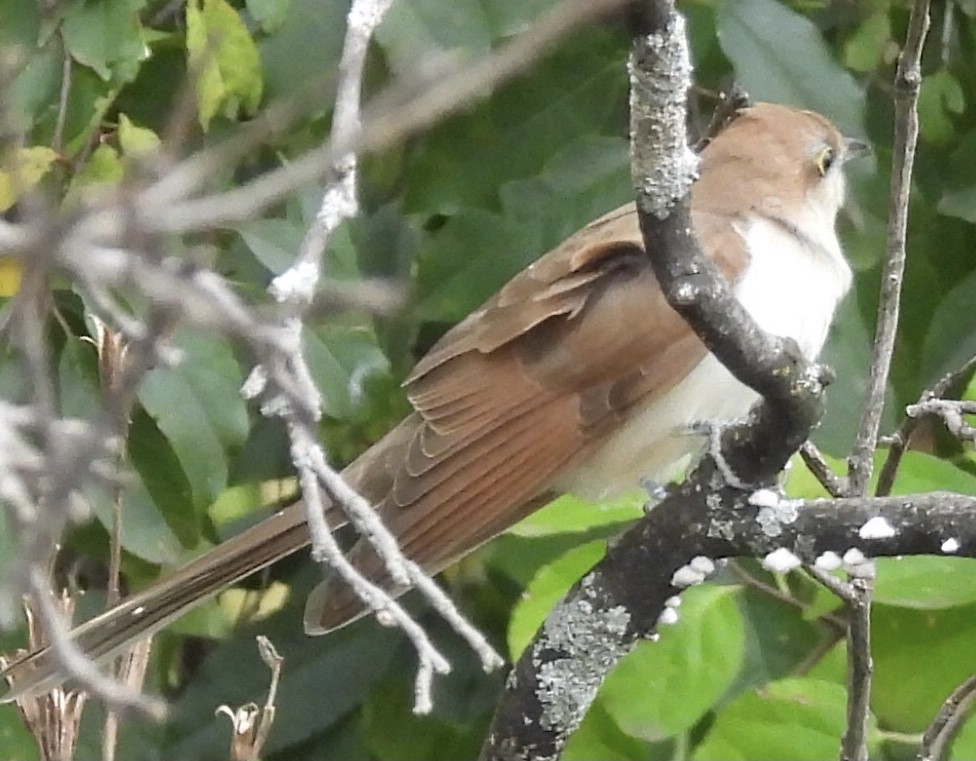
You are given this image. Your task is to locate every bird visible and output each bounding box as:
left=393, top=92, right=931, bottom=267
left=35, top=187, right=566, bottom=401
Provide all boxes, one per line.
left=1, top=102, right=866, bottom=700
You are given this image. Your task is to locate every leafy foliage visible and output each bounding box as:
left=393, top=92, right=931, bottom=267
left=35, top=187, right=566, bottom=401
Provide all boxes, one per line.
left=1, top=0, right=976, bottom=759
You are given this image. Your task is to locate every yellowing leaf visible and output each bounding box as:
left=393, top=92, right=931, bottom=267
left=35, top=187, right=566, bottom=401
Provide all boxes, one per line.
left=186, top=0, right=263, bottom=130
left=0, top=146, right=58, bottom=212
left=0, top=259, right=22, bottom=296
left=118, top=113, right=162, bottom=156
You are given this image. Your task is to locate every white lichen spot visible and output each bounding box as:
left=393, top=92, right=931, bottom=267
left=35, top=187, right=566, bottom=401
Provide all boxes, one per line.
left=270, top=260, right=320, bottom=304
left=753, top=488, right=800, bottom=539
left=673, top=281, right=695, bottom=304
left=535, top=601, right=632, bottom=732
left=664, top=596, right=682, bottom=609
left=815, top=551, right=843, bottom=571
left=859, top=516, right=897, bottom=540
left=842, top=548, right=875, bottom=578
left=131, top=605, right=145, bottom=616
left=657, top=606, right=679, bottom=626
left=842, top=548, right=866, bottom=566
left=762, top=547, right=802, bottom=573
left=942, top=537, right=960, bottom=554
left=628, top=14, right=698, bottom=219
left=749, top=488, right=781, bottom=508
left=671, top=565, right=704, bottom=588
left=672, top=556, right=714, bottom=588
left=240, top=365, right=268, bottom=399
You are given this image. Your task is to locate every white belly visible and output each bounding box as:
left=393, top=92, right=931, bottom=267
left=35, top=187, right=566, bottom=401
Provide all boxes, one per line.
left=554, top=216, right=852, bottom=501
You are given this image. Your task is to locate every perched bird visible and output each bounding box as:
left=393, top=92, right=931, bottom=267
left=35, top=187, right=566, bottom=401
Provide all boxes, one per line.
left=1, top=103, right=865, bottom=700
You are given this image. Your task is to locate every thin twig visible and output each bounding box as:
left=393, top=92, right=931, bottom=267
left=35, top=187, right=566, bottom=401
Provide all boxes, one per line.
left=919, top=673, right=976, bottom=761
left=876, top=354, right=976, bottom=496
left=801, top=441, right=847, bottom=497
left=52, top=46, right=72, bottom=154
left=847, top=0, right=930, bottom=495
left=907, top=400, right=976, bottom=442
left=841, top=579, right=874, bottom=761
left=842, top=4, right=930, bottom=759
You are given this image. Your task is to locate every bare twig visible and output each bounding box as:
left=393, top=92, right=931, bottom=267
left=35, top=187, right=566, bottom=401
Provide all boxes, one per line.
left=842, top=4, right=930, bottom=759
left=847, top=0, right=930, bottom=494
left=919, top=673, right=976, bottom=761
left=52, top=46, right=72, bottom=154
left=841, top=579, right=874, bottom=761
left=877, top=354, right=976, bottom=496
left=906, top=399, right=976, bottom=442
left=801, top=441, right=847, bottom=498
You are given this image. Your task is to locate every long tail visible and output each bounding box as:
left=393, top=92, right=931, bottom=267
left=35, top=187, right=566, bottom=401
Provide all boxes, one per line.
left=1, top=501, right=327, bottom=702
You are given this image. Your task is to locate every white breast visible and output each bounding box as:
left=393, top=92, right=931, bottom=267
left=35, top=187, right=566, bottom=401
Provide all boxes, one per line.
left=554, top=215, right=852, bottom=501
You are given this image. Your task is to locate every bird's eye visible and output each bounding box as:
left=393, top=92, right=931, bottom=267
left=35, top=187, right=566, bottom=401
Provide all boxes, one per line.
left=814, top=146, right=835, bottom=177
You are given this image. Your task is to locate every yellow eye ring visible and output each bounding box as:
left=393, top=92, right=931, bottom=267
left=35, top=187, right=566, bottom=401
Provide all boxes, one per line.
left=815, top=146, right=835, bottom=177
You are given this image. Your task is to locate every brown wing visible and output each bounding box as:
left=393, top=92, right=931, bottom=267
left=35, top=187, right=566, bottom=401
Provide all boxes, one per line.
left=305, top=202, right=748, bottom=632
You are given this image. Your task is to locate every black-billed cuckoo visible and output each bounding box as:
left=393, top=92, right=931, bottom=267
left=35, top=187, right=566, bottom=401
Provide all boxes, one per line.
left=2, top=103, right=866, bottom=699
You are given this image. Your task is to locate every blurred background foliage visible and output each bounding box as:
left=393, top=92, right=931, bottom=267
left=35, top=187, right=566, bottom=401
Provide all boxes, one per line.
left=1, top=0, right=976, bottom=758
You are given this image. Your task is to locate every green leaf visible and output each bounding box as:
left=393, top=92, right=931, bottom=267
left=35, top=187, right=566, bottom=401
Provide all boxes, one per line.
left=63, top=143, right=124, bottom=206
left=90, top=472, right=186, bottom=564
left=564, top=700, right=656, bottom=761
left=128, top=407, right=198, bottom=547
left=375, top=0, right=491, bottom=75
left=921, top=268, right=976, bottom=381
left=257, top=0, right=347, bottom=100
left=137, top=329, right=248, bottom=511
left=361, top=671, right=484, bottom=761
left=509, top=493, right=642, bottom=539
left=304, top=324, right=390, bottom=420
left=0, top=693, right=42, bottom=761
left=716, top=0, right=865, bottom=135
left=950, top=711, right=976, bottom=761
left=692, top=678, right=865, bottom=761
left=186, top=0, right=263, bottom=130
left=595, top=585, right=745, bottom=740
left=61, top=0, right=148, bottom=81
left=169, top=603, right=399, bottom=758
left=507, top=539, right=606, bottom=659
left=117, top=113, right=161, bottom=156
left=919, top=70, right=966, bottom=145
left=843, top=12, right=891, bottom=73
left=414, top=209, right=527, bottom=323
left=402, top=29, right=628, bottom=213
left=244, top=0, right=290, bottom=33
left=872, top=603, right=976, bottom=732
left=938, top=130, right=976, bottom=223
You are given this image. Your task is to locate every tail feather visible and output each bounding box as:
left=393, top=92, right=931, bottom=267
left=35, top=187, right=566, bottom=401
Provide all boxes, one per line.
left=1, top=502, right=317, bottom=702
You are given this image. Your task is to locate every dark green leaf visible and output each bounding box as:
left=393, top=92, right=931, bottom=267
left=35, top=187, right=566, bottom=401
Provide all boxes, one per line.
left=716, top=0, right=865, bottom=135
left=61, top=0, right=147, bottom=81
left=938, top=130, right=976, bottom=224
left=921, top=272, right=976, bottom=390
left=305, top=324, right=389, bottom=420
left=244, top=0, right=290, bottom=33
left=375, top=0, right=491, bottom=76
left=137, top=329, right=248, bottom=510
